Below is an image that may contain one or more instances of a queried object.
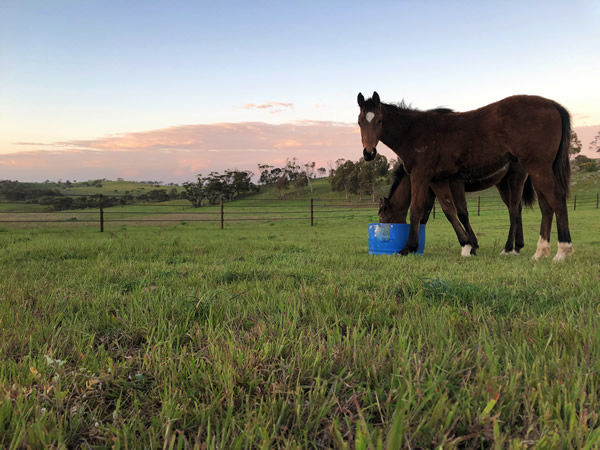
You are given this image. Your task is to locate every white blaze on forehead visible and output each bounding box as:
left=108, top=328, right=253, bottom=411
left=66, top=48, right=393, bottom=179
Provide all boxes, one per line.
left=366, top=112, right=375, bottom=123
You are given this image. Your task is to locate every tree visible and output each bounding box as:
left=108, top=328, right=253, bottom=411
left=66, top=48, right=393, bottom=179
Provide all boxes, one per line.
left=182, top=181, right=204, bottom=206
left=147, top=189, right=170, bottom=202
left=574, top=154, right=599, bottom=172
left=295, top=172, right=309, bottom=189
left=203, top=172, right=230, bottom=204
left=284, top=157, right=302, bottom=182
left=274, top=175, right=290, bottom=198
left=590, top=130, right=600, bottom=153
left=356, top=154, right=389, bottom=200
left=257, top=164, right=283, bottom=185
left=224, top=170, right=255, bottom=199
left=303, top=162, right=316, bottom=179
left=329, top=160, right=359, bottom=199
left=569, top=130, right=582, bottom=156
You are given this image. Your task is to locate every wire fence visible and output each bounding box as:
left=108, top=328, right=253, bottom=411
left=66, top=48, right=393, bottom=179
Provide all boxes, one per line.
left=0, top=192, right=598, bottom=231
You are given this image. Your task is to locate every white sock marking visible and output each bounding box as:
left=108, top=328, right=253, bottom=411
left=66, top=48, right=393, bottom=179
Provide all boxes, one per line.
left=553, top=242, right=573, bottom=262
left=532, top=236, right=550, bottom=260
left=461, top=244, right=472, bottom=257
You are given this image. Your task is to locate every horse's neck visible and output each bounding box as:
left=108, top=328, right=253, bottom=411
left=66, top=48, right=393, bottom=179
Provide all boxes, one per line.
left=388, top=172, right=411, bottom=212
left=380, top=104, right=419, bottom=156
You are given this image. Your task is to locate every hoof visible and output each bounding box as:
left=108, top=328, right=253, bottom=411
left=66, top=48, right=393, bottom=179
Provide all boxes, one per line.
left=461, top=244, right=472, bottom=257
left=553, top=242, right=573, bottom=262
left=532, top=237, right=551, bottom=260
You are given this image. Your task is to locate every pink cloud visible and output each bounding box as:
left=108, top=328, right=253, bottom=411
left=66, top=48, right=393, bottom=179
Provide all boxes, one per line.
left=243, top=101, right=293, bottom=110
left=1, top=121, right=369, bottom=182
left=52, top=121, right=358, bottom=154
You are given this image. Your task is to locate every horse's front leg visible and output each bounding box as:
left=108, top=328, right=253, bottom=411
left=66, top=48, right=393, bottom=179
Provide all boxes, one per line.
left=449, top=181, right=478, bottom=254
left=399, top=180, right=429, bottom=255
left=430, top=181, right=474, bottom=257
left=419, top=188, right=436, bottom=225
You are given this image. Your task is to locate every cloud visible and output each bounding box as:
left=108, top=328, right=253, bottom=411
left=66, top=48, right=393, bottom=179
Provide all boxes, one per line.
left=242, top=102, right=294, bottom=114
left=53, top=121, right=358, bottom=154
left=1, top=120, right=371, bottom=182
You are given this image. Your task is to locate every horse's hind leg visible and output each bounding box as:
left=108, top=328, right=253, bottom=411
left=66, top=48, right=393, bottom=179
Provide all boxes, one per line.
left=553, top=197, right=573, bottom=262
left=530, top=173, right=573, bottom=261
left=496, top=180, right=517, bottom=254
left=532, top=190, right=553, bottom=260
left=497, top=174, right=527, bottom=255
left=514, top=202, right=525, bottom=252
left=430, top=182, right=473, bottom=257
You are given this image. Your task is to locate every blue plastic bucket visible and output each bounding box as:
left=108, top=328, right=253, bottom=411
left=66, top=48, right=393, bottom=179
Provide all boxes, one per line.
left=368, top=223, right=426, bottom=255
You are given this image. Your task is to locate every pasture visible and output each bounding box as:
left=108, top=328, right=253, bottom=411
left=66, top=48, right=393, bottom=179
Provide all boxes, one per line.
left=1, top=189, right=600, bottom=447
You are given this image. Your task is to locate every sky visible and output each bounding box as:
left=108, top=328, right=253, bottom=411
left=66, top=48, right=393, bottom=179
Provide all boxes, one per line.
left=1, top=0, right=600, bottom=182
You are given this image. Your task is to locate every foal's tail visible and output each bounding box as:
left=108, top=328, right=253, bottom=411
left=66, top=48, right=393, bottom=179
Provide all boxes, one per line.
left=522, top=176, right=536, bottom=208
left=552, top=102, right=571, bottom=196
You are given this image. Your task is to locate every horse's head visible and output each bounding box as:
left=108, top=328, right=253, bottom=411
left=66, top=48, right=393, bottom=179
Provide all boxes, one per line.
left=357, top=91, right=383, bottom=161
left=378, top=197, right=394, bottom=223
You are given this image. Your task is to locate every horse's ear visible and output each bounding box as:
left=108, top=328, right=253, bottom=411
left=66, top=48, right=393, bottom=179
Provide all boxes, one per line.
left=357, top=93, right=365, bottom=107
left=372, top=91, right=380, bottom=105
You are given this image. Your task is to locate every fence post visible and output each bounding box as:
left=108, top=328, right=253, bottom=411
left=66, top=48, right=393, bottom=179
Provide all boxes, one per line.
left=310, top=198, right=314, bottom=226
left=477, top=196, right=480, bottom=216
left=574, top=194, right=576, bottom=211
left=597, top=192, right=599, bottom=209
left=99, top=194, right=104, bottom=232
left=220, top=198, right=224, bottom=229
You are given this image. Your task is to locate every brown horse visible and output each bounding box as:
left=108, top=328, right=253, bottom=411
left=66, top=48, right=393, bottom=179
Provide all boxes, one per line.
left=358, top=92, right=573, bottom=261
left=379, top=163, right=535, bottom=255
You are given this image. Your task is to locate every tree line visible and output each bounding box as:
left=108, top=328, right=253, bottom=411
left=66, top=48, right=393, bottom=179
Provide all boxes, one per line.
left=0, top=180, right=182, bottom=211
left=328, top=154, right=392, bottom=200
left=182, top=158, right=328, bottom=205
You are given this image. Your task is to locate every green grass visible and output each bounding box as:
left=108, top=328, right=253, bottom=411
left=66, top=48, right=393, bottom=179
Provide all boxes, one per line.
left=1, top=198, right=599, bottom=448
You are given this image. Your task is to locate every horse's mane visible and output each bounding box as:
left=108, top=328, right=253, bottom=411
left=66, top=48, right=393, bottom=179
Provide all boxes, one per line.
left=387, top=101, right=454, bottom=114
left=364, top=94, right=454, bottom=114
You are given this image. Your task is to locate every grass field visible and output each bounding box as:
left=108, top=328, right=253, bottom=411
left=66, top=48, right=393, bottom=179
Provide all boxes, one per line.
left=1, top=190, right=599, bottom=448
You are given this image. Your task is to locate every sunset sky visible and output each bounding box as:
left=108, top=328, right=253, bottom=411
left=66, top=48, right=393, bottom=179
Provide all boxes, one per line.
left=2, top=1, right=599, bottom=182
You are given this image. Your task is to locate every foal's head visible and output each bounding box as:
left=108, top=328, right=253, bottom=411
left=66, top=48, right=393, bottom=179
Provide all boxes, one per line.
left=357, top=91, right=383, bottom=161
left=378, top=197, right=394, bottom=223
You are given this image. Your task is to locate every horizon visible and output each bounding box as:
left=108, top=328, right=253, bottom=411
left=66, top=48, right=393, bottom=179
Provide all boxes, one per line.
left=2, top=1, right=600, bottom=182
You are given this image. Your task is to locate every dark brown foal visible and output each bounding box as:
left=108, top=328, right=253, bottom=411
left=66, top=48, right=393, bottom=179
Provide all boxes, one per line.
left=379, top=163, right=534, bottom=255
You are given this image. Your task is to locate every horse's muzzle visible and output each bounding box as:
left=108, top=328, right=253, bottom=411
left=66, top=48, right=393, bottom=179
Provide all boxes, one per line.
left=363, top=148, right=377, bottom=161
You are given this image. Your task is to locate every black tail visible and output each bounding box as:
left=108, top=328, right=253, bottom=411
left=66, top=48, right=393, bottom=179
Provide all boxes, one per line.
left=522, top=176, right=536, bottom=208
left=552, top=102, right=571, bottom=196
left=387, top=164, right=407, bottom=198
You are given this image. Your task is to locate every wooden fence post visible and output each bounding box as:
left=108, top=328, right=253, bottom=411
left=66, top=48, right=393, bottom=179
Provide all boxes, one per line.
left=574, top=194, right=576, bottom=211
left=220, top=198, right=224, bottom=229
left=99, top=194, right=104, bottom=232
left=310, top=198, right=314, bottom=226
